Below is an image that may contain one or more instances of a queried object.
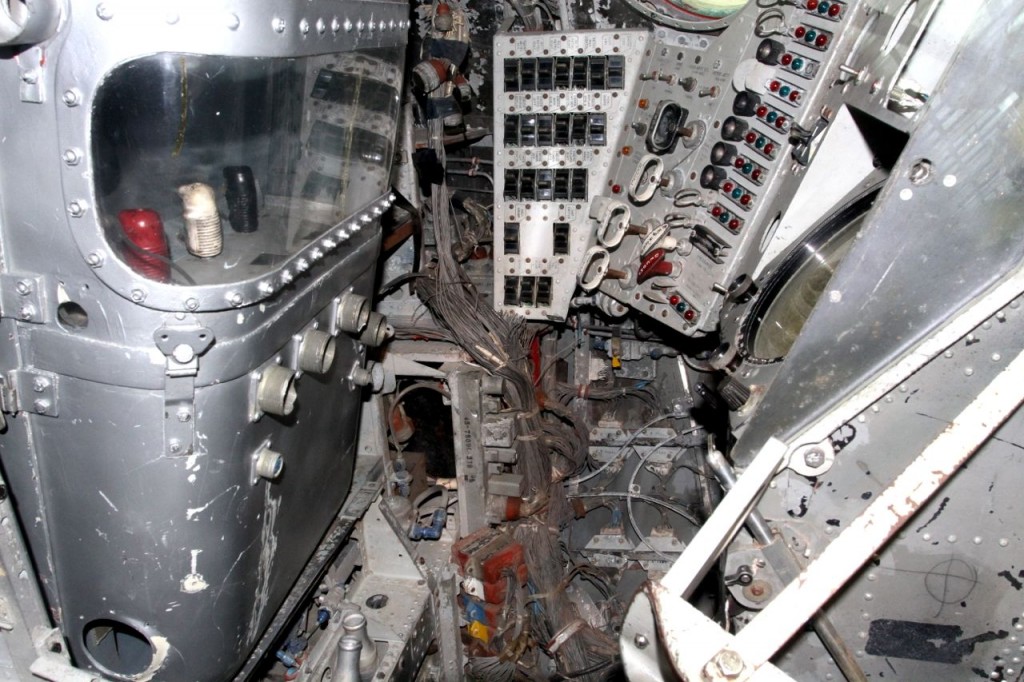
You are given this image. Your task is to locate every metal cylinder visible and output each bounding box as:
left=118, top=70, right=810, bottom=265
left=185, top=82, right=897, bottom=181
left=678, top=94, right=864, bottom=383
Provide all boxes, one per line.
left=257, top=365, right=298, bottom=417
left=334, top=635, right=362, bottom=682
left=336, top=292, right=371, bottom=334
left=298, top=329, right=337, bottom=375
left=358, top=312, right=390, bottom=347
left=254, top=447, right=284, bottom=481
left=178, top=183, right=223, bottom=258
left=342, top=612, right=378, bottom=673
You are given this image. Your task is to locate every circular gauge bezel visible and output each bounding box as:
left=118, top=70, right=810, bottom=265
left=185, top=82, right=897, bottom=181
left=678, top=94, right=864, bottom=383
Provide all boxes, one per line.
left=620, top=0, right=750, bottom=32
left=739, top=187, right=881, bottom=364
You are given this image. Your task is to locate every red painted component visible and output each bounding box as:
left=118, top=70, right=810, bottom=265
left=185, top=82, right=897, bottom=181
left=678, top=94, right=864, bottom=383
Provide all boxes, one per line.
left=529, top=335, right=542, bottom=384
left=637, top=248, right=672, bottom=283
left=118, top=208, right=170, bottom=282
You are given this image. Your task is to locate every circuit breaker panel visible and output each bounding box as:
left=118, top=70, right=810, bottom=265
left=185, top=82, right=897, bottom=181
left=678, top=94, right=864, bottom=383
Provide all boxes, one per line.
left=493, top=30, right=649, bottom=320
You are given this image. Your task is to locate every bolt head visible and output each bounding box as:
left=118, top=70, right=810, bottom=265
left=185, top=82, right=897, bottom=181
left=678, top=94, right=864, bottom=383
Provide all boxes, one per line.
left=67, top=201, right=86, bottom=217
left=32, top=378, right=48, bottom=393
left=62, top=89, right=80, bottom=106
left=712, top=649, right=745, bottom=678
left=803, top=447, right=826, bottom=468
left=633, top=633, right=649, bottom=649
left=96, top=3, right=113, bottom=19
left=130, top=289, right=146, bottom=302
left=184, top=298, right=200, bottom=311
left=168, top=439, right=182, bottom=454
left=32, top=399, right=50, bottom=413
left=15, top=281, right=31, bottom=295
left=86, top=252, right=103, bottom=267
left=176, top=409, right=192, bottom=423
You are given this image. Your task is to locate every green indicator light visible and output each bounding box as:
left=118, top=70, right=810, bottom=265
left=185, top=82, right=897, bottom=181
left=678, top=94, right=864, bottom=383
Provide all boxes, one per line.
left=755, top=137, right=766, bottom=148
left=766, top=111, right=778, bottom=123
left=779, top=85, right=791, bottom=96
left=742, top=162, right=753, bottom=174
left=731, top=187, right=743, bottom=199
left=805, top=29, right=817, bottom=42
left=792, top=58, right=805, bottom=70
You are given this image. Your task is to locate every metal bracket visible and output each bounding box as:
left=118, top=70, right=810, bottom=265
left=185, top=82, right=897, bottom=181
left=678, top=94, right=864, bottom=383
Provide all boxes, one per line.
left=5, top=369, right=59, bottom=418
left=790, top=116, right=830, bottom=166
left=18, top=47, right=46, bottom=104
left=0, top=274, right=49, bottom=324
left=154, top=327, right=214, bottom=456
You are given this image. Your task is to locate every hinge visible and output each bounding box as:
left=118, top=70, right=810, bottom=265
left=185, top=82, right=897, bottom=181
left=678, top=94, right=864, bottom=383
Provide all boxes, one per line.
left=153, top=327, right=214, bottom=457
left=0, top=274, right=50, bottom=324
left=1, top=369, right=59, bottom=418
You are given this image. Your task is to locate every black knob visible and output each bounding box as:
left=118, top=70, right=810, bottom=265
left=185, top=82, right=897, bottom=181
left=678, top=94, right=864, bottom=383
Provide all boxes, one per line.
left=733, top=91, right=761, bottom=117
left=710, top=142, right=738, bottom=167
left=700, top=165, right=727, bottom=190
left=756, top=38, right=786, bottom=66
left=721, top=116, right=749, bottom=142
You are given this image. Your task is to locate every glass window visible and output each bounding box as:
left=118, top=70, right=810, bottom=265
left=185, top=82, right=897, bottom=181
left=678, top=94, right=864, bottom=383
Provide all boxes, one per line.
left=91, top=49, right=402, bottom=285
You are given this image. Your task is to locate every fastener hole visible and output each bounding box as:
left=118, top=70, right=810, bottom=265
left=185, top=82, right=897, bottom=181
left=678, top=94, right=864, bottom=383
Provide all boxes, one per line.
left=57, top=302, right=89, bottom=330
left=82, top=619, right=154, bottom=677
left=365, top=594, right=389, bottom=610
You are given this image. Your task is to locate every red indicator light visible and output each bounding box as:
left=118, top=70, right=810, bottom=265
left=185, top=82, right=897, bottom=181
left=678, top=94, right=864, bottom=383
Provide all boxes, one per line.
left=769, top=80, right=781, bottom=92
left=828, top=3, right=841, bottom=16
left=611, top=184, right=622, bottom=194
left=789, top=90, right=801, bottom=102
left=806, top=0, right=819, bottom=8
left=740, top=194, right=752, bottom=206
left=734, top=157, right=745, bottom=169
left=816, top=34, right=829, bottom=47
left=780, top=53, right=793, bottom=66
left=722, top=181, right=734, bottom=193
left=764, top=143, right=775, bottom=155
left=745, top=132, right=758, bottom=143
left=669, top=294, right=681, bottom=306
left=727, top=219, right=740, bottom=231
left=755, top=106, right=768, bottom=118
left=711, top=205, right=723, bottom=217
left=775, top=117, right=787, bottom=128
left=751, top=169, right=762, bottom=181
left=794, top=26, right=807, bottom=38
left=683, top=308, right=696, bottom=321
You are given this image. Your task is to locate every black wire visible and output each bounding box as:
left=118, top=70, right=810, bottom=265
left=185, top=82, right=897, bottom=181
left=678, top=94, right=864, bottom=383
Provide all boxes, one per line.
left=550, top=656, right=621, bottom=680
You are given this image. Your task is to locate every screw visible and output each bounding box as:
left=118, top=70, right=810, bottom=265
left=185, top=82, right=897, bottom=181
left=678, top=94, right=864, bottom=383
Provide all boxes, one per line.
left=176, top=409, right=192, bottom=423
left=168, top=439, right=182, bottom=454
left=130, top=289, right=146, bottom=302
left=712, top=649, right=745, bottom=678
left=62, top=89, right=81, bottom=107
left=184, top=298, right=200, bottom=311
left=33, top=399, right=51, bottom=414
left=32, top=378, right=49, bottom=393
left=803, top=447, right=826, bottom=468
left=909, top=159, right=933, bottom=185
left=227, top=291, right=243, bottom=306
left=21, top=70, right=38, bottom=84
left=15, top=281, right=31, bottom=295
left=18, top=306, right=34, bottom=321
left=272, top=17, right=287, bottom=32
left=67, top=201, right=86, bottom=217
left=634, top=633, right=649, bottom=649
left=96, top=3, right=113, bottom=19
left=62, top=149, right=82, bottom=166
left=85, top=252, right=103, bottom=267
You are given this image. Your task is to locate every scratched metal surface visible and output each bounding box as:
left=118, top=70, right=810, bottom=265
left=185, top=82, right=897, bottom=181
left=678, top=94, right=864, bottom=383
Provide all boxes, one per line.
left=730, top=0, right=1024, bottom=464
left=756, top=292, right=1024, bottom=681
